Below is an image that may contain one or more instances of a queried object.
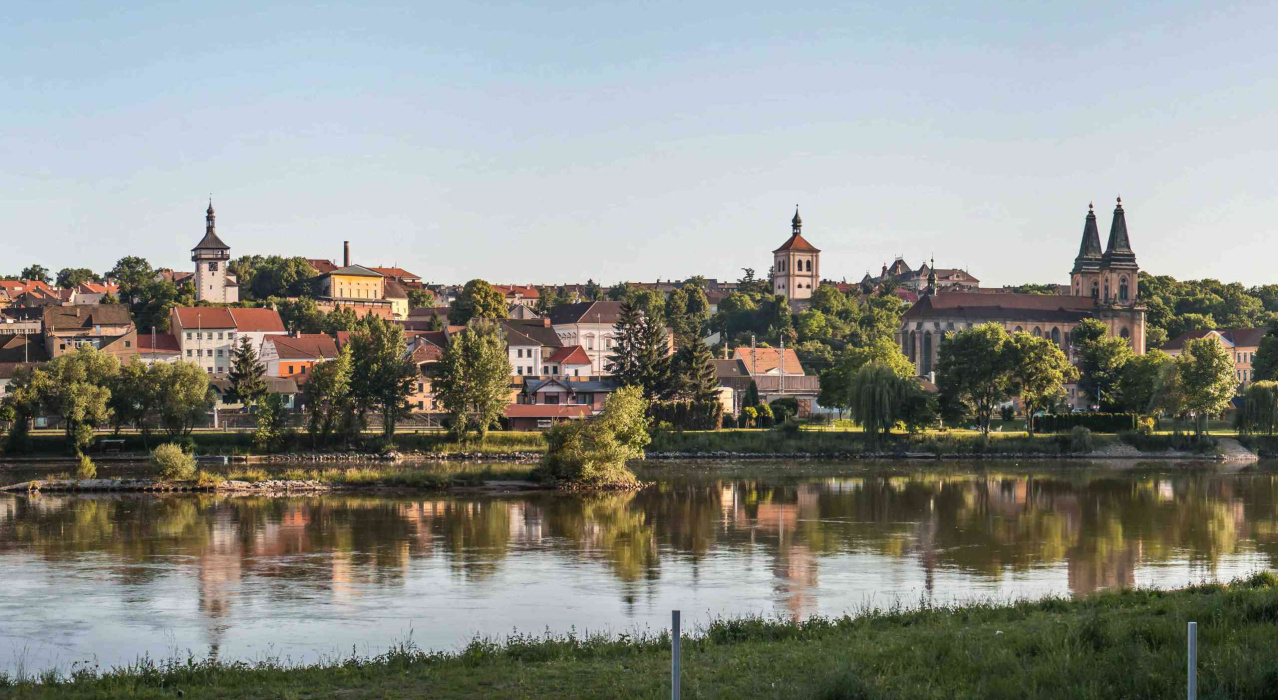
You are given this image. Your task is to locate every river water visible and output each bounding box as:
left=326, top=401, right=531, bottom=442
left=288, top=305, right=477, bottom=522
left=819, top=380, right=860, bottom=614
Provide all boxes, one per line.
left=0, top=459, right=1275, bottom=675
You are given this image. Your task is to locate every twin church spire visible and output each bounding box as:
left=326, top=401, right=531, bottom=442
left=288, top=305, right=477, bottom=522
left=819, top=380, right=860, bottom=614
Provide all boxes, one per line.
left=1072, top=198, right=1136, bottom=275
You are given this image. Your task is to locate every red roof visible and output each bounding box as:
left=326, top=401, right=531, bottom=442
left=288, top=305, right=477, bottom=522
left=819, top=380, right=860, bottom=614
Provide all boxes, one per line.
left=1163, top=328, right=1267, bottom=352
left=546, top=345, right=591, bottom=365
left=76, top=282, right=119, bottom=295
left=733, top=347, right=805, bottom=375
left=493, top=284, right=540, bottom=299
left=229, top=308, right=286, bottom=333
left=172, top=307, right=236, bottom=329
left=504, top=404, right=592, bottom=419
left=307, top=259, right=338, bottom=274
left=370, top=266, right=420, bottom=280
left=137, top=333, right=180, bottom=354
left=268, top=334, right=338, bottom=360
left=773, top=234, right=821, bottom=253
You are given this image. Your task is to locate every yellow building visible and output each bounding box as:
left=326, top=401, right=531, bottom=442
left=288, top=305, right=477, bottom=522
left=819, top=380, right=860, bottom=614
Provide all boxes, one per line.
left=320, top=264, right=386, bottom=300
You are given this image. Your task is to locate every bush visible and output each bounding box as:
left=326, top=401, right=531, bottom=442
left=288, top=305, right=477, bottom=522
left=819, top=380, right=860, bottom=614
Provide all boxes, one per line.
left=153, top=443, right=196, bottom=481
left=1136, top=417, right=1155, bottom=436
left=999, top=404, right=1015, bottom=422
left=1068, top=426, right=1095, bottom=453
left=649, top=400, right=724, bottom=431
left=537, top=386, right=651, bottom=487
left=75, top=453, right=97, bottom=480
left=1034, top=413, right=1136, bottom=434
left=769, top=398, right=799, bottom=423
left=721, top=414, right=736, bottom=429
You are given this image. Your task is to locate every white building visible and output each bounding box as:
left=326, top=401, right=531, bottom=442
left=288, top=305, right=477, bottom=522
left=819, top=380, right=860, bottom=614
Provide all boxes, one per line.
left=192, top=200, right=239, bottom=304
left=170, top=307, right=287, bottom=375
left=548, top=301, right=623, bottom=376
left=772, top=208, right=820, bottom=301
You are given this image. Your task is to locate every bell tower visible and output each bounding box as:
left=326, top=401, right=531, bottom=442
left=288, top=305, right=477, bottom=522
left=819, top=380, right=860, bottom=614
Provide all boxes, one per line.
left=192, top=199, right=235, bottom=303
left=771, top=207, right=820, bottom=300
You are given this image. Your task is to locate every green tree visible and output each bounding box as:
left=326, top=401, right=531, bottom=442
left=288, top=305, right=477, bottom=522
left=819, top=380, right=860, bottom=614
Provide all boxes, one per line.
left=1116, top=349, right=1172, bottom=416
left=809, top=283, right=851, bottom=316
left=153, top=361, right=215, bottom=439
left=534, top=286, right=562, bottom=315
left=349, top=315, right=419, bottom=439
left=607, top=301, right=644, bottom=386
left=253, top=393, right=289, bottom=452
left=1008, top=332, right=1078, bottom=434
left=228, top=255, right=318, bottom=300
left=275, top=296, right=326, bottom=334
left=226, top=336, right=267, bottom=406
left=849, top=363, right=905, bottom=441
left=1237, top=381, right=1278, bottom=436
left=537, top=385, right=651, bottom=487
left=407, top=288, right=436, bottom=310
left=635, top=309, right=673, bottom=400
left=27, top=346, right=120, bottom=453
left=449, top=279, right=508, bottom=325
left=672, top=339, right=719, bottom=403
left=1, top=367, right=37, bottom=453
left=665, top=284, right=710, bottom=348
left=322, top=306, right=360, bottom=334
left=435, top=321, right=513, bottom=444
left=304, top=346, right=353, bottom=447
left=20, top=265, right=50, bottom=284
left=583, top=279, right=602, bottom=301
left=1251, top=322, right=1278, bottom=382
left=106, top=256, right=154, bottom=292
left=936, top=323, right=1017, bottom=436
left=1071, top=318, right=1133, bottom=409
left=109, top=359, right=159, bottom=445
left=1176, top=337, right=1238, bottom=436
left=128, top=278, right=195, bottom=332
left=56, top=267, right=99, bottom=288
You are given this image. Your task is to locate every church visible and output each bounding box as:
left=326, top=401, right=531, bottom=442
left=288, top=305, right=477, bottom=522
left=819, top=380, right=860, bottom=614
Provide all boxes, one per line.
left=897, top=198, right=1146, bottom=395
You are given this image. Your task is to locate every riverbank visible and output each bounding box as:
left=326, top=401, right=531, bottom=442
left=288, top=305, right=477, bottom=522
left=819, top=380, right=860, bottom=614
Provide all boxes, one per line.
left=3, top=573, right=1275, bottom=698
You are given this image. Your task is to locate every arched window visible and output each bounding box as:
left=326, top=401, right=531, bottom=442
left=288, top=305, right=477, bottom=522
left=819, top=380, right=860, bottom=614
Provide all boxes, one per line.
left=1091, top=281, right=1099, bottom=299
left=1014, top=326, right=1023, bottom=333
left=1120, top=327, right=1131, bottom=346
left=1119, top=277, right=1129, bottom=301
left=805, top=260, right=812, bottom=272
left=1032, top=327, right=1043, bottom=337
left=908, top=331, right=917, bottom=363
left=921, top=332, right=934, bottom=375
left=1051, top=327, right=1061, bottom=346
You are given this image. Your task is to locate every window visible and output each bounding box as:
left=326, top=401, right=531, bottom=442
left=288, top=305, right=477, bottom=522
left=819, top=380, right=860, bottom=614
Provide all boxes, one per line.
left=1119, top=277, right=1129, bottom=301
left=206, top=333, right=213, bottom=340
left=288, top=366, right=294, bottom=375
left=207, top=367, right=212, bottom=374
left=527, top=366, right=533, bottom=375
left=1032, top=327, right=1042, bottom=338
left=1014, top=326, right=1023, bottom=333
left=124, top=340, right=131, bottom=347
left=60, top=343, right=66, bottom=350
left=586, top=336, right=594, bottom=350
left=545, top=394, right=560, bottom=405
left=216, top=349, right=223, bottom=357
left=1091, top=281, right=1099, bottom=299
left=1051, top=327, right=1061, bottom=346
left=516, top=348, right=522, bottom=358
left=187, top=350, right=192, bottom=357
left=228, top=333, right=235, bottom=341
left=417, top=383, right=424, bottom=392
left=301, top=366, right=307, bottom=374
left=573, top=369, right=580, bottom=376
left=517, top=366, right=523, bottom=375
left=186, top=332, right=192, bottom=340
left=543, top=366, right=549, bottom=374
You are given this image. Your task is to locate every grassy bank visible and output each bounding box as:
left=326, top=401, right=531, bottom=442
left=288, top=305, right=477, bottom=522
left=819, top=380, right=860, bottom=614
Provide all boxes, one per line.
left=221, top=462, right=538, bottom=489
left=4, top=431, right=548, bottom=457
left=649, top=427, right=1223, bottom=457
left=4, top=574, right=1277, bottom=698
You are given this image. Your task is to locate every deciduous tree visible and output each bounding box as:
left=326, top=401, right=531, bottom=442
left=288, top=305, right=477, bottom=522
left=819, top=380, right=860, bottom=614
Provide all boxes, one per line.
left=936, top=323, right=1016, bottom=436
left=448, top=279, right=508, bottom=325
left=435, top=321, right=512, bottom=444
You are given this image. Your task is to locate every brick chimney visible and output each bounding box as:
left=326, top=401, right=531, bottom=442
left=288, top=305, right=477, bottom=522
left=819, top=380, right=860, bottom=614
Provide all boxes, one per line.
left=343, top=241, right=350, bottom=267
left=542, top=316, right=551, bottom=327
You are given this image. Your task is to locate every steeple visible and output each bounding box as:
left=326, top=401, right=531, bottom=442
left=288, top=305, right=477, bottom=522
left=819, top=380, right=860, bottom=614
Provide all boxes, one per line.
left=193, top=198, right=230, bottom=254
left=791, top=206, right=802, bottom=235
left=1071, top=202, right=1103, bottom=274
left=1100, top=196, right=1137, bottom=270
left=205, top=198, right=216, bottom=236
left=925, top=255, right=937, bottom=295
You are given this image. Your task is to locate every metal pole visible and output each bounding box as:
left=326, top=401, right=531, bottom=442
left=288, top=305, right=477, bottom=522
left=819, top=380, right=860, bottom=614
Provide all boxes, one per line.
left=671, top=610, right=681, bottom=700
left=1187, top=621, right=1197, bottom=700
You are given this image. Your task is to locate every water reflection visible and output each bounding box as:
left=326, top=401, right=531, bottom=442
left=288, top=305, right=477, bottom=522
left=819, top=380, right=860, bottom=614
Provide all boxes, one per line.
left=1, top=463, right=1276, bottom=672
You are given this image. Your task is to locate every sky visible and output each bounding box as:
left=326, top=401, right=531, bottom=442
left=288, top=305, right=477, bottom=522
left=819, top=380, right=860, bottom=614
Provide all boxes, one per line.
left=3, top=1, right=1278, bottom=288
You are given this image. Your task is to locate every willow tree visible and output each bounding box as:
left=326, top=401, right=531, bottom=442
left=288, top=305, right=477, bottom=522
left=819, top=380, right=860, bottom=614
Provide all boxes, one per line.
left=1238, top=381, right=1278, bottom=436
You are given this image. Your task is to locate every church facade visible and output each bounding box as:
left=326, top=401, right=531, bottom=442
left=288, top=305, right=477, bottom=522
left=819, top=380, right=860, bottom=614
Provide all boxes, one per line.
left=898, top=199, right=1146, bottom=401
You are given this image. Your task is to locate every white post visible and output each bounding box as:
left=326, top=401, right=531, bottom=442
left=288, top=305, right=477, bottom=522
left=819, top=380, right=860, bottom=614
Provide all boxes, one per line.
left=671, top=610, right=681, bottom=700
left=1187, top=621, right=1197, bottom=700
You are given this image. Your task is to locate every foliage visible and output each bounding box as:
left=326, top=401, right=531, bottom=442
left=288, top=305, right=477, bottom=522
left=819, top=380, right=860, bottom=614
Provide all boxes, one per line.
left=769, top=397, right=800, bottom=423
left=846, top=364, right=935, bottom=441
left=305, top=345, right=354, bottom=447
left=538, top=386, right=650, bottom=487
left=153, top=361, right=216, bottom=439
left=226, top=336, right=267, bottom=406
left=448, top=279, right=508, bottom=325
left=252, top=393, right=289, bottom=452
left=349, top=315, right=419, bottom=438
left=108, top=359, right=157, bottom=443
left=1237, top=381, right=1278, bottom=436
left=648, top=400, right=723, bottom=431
left=1033, top=413, right=1138, bottom=434
left=1007, top=332, right=1077, bottom=434
left=670, top=338, right=719, bottom=403
left=23, top=346, right=120, bottom=453
left=127, top=277, right=196, bottom=332
left=75, top=453, right=97, bottom=480
left=609, top=301, right=671, bottom=400
left=105, top=256, right=154, bottom=291
left=936, top=323, right=1016, bottom=435
left=1252, top=322, right=1278, bottom=382
left=152, top=442, right=196, bottom=480
left=1175, top=337, right=1240, bottom=436
left=1115, top=349, right=1172, bottom=416
left=1067, top=426, right=1095, bottom=453
left=665, top=284, right=711, bottom=348
left=56, top=267, right=99, bottom=288
left=20, top=264, right=50, bottom=283
left=1139, top=272, right=1277, bottom=346
left=406, top=288, right=435, bottom=310
left=1071, top=318, right=1134, bottom=409
left=227, top=255, right=317, bottom=300
left=435, top=320, right=512, bottom=444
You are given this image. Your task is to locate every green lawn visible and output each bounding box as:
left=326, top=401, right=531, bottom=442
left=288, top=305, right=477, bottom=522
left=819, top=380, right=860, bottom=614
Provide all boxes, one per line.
left=5, top=574, right=1278, bottom=699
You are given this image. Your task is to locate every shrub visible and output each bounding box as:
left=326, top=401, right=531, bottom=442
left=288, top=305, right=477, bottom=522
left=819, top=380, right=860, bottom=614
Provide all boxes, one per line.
left=1136, top=417, right=1155, bottom=436
left=153, top=443, right=196, bottom=481
left=722, top=414, right=736, bottom=429
left=1068, top=426, right=1095, bottom=453
left=649, top=400, right=724, bottom=431
left=75, top=453, right=97, bottom=480
left=999, top=404, right=1015, bottom=422
left=1034, top=413, right=1136, bottom=434
left=769, top=398, right=799, bottom=423
left=537, top=386, right=650, bottom=487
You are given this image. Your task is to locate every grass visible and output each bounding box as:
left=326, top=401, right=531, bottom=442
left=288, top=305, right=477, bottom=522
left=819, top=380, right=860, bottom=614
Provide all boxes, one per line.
left=3, top=431, right=549, bottom=458
left=221, top=462, right=538, bottom=489
left=4, top=573, right=1278, bottom=698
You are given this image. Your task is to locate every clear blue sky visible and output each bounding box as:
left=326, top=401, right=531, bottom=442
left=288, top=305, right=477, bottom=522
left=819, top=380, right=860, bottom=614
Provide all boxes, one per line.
left=4, top=1, right=1277, bottom=287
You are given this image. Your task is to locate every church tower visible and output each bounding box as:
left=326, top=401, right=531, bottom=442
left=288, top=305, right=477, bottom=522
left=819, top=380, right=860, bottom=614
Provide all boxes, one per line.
left=1093, top=197, right=1144, bottom=353
left=192, top=199, right=237, bottom=303
left=772, top=207, right=820, bottom=300
left=1070, top=202, right=1103, bottom=299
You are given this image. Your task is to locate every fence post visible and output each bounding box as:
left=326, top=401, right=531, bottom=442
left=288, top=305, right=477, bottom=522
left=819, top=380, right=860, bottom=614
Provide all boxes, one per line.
left=1187, top=621, right=1197, bottom=700
left=671, top=610, right=681, bottom=700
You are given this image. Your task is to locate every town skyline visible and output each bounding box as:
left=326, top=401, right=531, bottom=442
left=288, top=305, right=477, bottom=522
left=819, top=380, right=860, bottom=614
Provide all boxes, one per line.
left=6, top=2, right=1278, bottom=286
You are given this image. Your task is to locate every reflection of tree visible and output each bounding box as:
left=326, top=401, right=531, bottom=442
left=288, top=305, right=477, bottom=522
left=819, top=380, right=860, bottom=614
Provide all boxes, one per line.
left=541, top=492, right=658, bottom=587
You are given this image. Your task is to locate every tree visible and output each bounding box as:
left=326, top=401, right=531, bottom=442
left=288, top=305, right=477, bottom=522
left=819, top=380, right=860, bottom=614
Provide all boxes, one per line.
left=435, top=321, right=512, bottom=444
left=153, top=362, right=215, bottom=439
left=228, top=255, right=318, bottom=300
left=666, top=284, right=710, bottom=348
left=636, top=309, right=673, bottom=400
left=56, top=267, right=99, bottom=289
left=936, top=323, right=1017, bottom=436
left=109, top=359, right=159, bottom=445
left=1175, top=337, right=1238, bottom=436
left=407, top=288, right=436, bottom=310
left=607, top=301, right=645, bottom=386
left=27, top=346, right=120, bottom=453
left=583, top=279, right=602, bottom=301
left=0, top=367, right=38, bottom=453
left=253, top=393, right=289, bottom=452
left=809, top=283, right=851, bottom=316
left=537, top=385, right=651, bottom=487
left=276, top=296, right=326, bottom=334
left=349, top=315, right=419, bottom=439
left=1007, top=332, right=1077, bottom=434
left=534, top=286, right=562, bottom=315
left=323, top=306, right=360, bottom=334
left=1252, top=322, right=1278, bottom=382
left=1237, top=381, right=1278, bottom=436
left=106, top=256, right=154, bottom=292
left=848, top=363, right=916, bottom=442
left=1071, top=318, right=1133, bottom=409
left=128, top=278, right=195, bottom=332
left=305, top=346, right=353, bottom=447
left=449, top=279, right=508, bottom=325
left=1116, top=349, right=1172, bottom=416
left=672, top=339, right=719, bottom=403
left=20, top=265, right=50, bottom=284
left=226, top=336, right=267, bottom=406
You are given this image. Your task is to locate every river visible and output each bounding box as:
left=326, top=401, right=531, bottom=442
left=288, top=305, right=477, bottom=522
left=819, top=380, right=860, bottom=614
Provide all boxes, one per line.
left=0, top=459, right=1274, bottom=675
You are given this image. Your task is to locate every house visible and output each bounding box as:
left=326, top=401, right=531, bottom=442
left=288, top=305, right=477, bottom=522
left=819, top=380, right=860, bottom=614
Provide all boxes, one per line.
left=136, top=332, right=181, bottom=365
left=507, top=304, right=542, bottom=320
left=493, top=285, right=540, bottom=309
left=544, top=345, right=593, bottom=378
left=501, top=318, right=563, bottom=378
left=504, top=403, right=593, bottom=431
left=72, top=282, right=120, bottom=305
left=733, top=347, right=805, bottom=376
left=713, top=358, right=754, bottom=415
left=517, top=378, right=615, bottom=409
left=1163, top=328, right=1266, bottom=387
left=731, top=347, right=819, bottom=415
left=406, top=333, right=447, bottom=413
left=383, top=279, right=410, bottom=319
left=549, top=301, right=627, bottom=375
left=260, top=334, right=340, bottom=379
left=369, top=266, right=423, bottom=286
left=170, top=307, right=287, bottom=376
left=0, top=334, right=50, bottom=364
left=0, top=307, right=43, bottom=335
left=210, top=376, right=300, bottom=409
left=42, top=305, right=137, bottom=359
left=860, top=258, right=980, bottom=294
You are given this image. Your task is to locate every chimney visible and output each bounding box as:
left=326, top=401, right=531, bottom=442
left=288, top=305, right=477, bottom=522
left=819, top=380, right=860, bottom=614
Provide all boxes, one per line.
left=542, top=317, right=551, bottom=327
left=343, top=241, right=350, bottom=267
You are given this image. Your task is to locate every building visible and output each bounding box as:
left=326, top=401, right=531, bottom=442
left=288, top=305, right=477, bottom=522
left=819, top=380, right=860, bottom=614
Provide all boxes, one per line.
left=0, top=334, right=50, bottom=363
left=192, top=200, right=239, bottom=304
left=544, top=345, right=593, bottom=378
left=732, top=346, right=820, bottom=415
left=1164, top=328, right=1266, bottom=387
left=861, top=259, right=980, bottom=293
left=42, top=305, right=137, bottom=359
left=260, top=334, right=340, bottom=379
left=898, top=199, right=1147, bottom=406
left=772, top=208, right=820, bottom=301
left=501, top=318, right=563, bottom=378
left=71, top=282, right=120, bottom=305
left=516, top=378, right=615, bottom=409
left=504, top=403, right=593, bottom=430
left=549, top=301, right=626, bottom=375
left=407, top=333, right=447, bottom=413
left=136, top=332, right=181, bottom=365
left=0, top=307, right=43, bottom=335
left=170, top=307, right=287, bottom=375
left=309, top=243, right=417, bottom=319
left=493, top=285, right=540, bottom=309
